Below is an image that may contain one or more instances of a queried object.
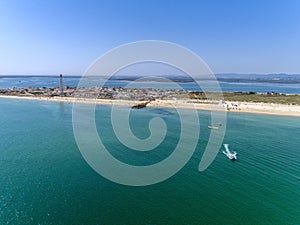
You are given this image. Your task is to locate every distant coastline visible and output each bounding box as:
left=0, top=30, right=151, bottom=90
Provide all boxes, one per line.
left=1, top=73, right=300, bottom=84
left=1, top=74, right=300, bottom=117
left=1, top=74, right=300, bottom=94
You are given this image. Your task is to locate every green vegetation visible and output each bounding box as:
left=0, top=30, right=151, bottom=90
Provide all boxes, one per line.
left=189, top=92, right=300, bottom=105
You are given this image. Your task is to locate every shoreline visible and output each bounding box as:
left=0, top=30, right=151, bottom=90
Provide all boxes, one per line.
left=1, top=95, right=300, bottom=117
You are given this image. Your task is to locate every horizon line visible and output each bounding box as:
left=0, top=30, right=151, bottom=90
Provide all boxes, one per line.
left=1, top=72, right=300, bottom=77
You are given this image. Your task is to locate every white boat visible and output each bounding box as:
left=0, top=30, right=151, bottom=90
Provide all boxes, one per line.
left=222, top=144, right=237, bottom=161
left=208, top=125, right=219, bottom=130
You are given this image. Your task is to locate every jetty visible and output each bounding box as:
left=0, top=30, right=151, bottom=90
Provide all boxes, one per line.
left=131, top=101, right=151, bottom=109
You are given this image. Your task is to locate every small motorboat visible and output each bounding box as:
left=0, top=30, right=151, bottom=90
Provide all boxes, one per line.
left=222, top=144, right=237, bottom=161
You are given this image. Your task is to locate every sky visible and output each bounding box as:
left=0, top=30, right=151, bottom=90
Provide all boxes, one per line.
left=0, top=0, right=299, bottom=75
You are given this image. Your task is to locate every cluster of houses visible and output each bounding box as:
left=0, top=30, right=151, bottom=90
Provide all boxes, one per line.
left=67, top=86, right=188, bottom=100
left=0, top=86, right=74, bottom=97
left=0, top=85, right=189, bottom=101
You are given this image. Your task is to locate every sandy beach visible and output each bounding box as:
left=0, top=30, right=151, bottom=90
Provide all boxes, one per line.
left=1, top=95, right=300, bottom=117
left=150, top=99, right=300, bottom=117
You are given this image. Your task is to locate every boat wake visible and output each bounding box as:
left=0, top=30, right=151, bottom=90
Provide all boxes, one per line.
left=223, top=144, right=237, bottom=161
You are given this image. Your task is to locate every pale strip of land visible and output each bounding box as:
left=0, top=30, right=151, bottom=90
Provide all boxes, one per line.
left=149, top=99, right=300, bottom=117
left=0, top=95, right=300, bottom=117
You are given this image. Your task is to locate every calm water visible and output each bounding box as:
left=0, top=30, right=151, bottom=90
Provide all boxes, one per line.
left=0, top=75, right=300, bottom=93
left=0, top=98, right=299, bottom=224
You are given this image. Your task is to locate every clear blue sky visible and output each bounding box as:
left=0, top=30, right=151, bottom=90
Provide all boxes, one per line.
left=0, top=0, right=299, bottom=75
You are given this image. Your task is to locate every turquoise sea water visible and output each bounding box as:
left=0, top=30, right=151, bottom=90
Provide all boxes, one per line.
left=0, top=98, right=299, bottom=224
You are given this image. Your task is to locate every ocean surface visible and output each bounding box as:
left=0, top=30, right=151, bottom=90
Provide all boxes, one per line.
left=0, top=74, right=300, bottom=94
left=0, top=98, right=299, bottom=224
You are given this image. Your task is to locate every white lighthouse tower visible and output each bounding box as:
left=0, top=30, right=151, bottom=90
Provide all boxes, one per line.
left=59, top=74, right=64, bottom=95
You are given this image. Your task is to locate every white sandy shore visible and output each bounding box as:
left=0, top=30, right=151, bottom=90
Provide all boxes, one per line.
left=1, top=95, right=300, bottom=117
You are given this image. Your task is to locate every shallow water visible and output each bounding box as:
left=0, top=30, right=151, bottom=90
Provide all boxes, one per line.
left=0, top=98, right=299, bottom=224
